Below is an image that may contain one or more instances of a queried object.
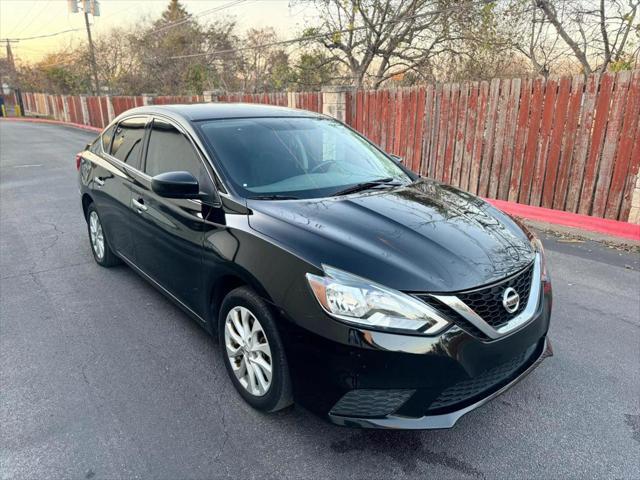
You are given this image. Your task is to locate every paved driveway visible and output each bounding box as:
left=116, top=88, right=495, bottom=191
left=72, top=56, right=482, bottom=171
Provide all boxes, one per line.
left=1, top=120, right=639, bottom=479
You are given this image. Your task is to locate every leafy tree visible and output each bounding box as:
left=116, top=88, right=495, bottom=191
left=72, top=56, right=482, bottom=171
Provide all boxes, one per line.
left=303, top=0, right=487, bottom=88
left=132, top=0, right=206, bottom=94
left=290, top=50, right=339, bottom=90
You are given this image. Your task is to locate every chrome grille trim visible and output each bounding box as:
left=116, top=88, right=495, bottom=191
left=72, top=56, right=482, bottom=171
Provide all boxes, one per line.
left=431, top=253, right=541, bottom=339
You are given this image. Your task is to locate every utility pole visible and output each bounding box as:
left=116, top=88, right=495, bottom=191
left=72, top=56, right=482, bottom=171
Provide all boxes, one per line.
left=3, top=39, right=24, bottom=115
left=83, top=9, right=100, bottom=95
left=69, top=0, right=101, bottom=95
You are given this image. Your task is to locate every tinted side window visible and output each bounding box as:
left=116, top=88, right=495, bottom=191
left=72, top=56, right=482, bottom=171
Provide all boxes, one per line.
left=110, top=117, right=147, bottom=169
left=101, top=123, right=116, bottom=152
left=145, top=119, right=209, bottom=189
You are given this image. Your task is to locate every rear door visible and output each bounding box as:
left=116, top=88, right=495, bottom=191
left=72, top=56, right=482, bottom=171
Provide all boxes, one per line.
left=129, top=117, right=216, bottom=318
left=90, top=116, right=148, bottom=260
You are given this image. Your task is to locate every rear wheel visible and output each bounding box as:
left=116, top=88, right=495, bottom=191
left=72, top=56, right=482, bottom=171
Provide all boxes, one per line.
left=86, top=204, right=120, bottom=267
left=219, top=287, right=293, bottom=412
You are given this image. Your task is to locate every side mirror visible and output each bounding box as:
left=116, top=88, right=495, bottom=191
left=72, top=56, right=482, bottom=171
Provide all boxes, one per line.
left=390, top=154, right=403, bottom=164
left=151, top=171, right=200, bottom=199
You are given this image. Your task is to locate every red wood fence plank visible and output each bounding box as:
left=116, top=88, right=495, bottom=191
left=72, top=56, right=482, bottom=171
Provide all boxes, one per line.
left=541, top=76, right=570, bottom=208
left=519, top=78, right=545, bottom=204
left=420, top=84, right=435, bottom=176
left=392, top=89, right=403, bottom=156
left=530, top=78, right=558, bottom=206
left=451, top=82, right=469, bottom=187
left=478, top=78, right=500, bottom=196
left=578, top=72, right=614, bottom=215
left=565, top=74, right=600, bottom=212
left=405, top=88, right=417, bottom=169
left=498, top=78, right=521, bottom=200
left=489, top=78, right=511, bottom=199
left=619, top=102, right=640, bottom=220
left=425, top=84, right=441, bottom=177
left=434, top=84, right=451, bottom=181
left=607, top=70, right=640, bottom=219
left=469, top=81, right=489, bottom=194
left=508, top=77, right=532, bottom=202
left=386, top=89, right=397, bottom=156
left=413, top=87, right=426, bottom=173
left=460, top=81, right=479, bottom=191
left=552, top=75, right=584, bottom=210
left=379, top=90, right=389, bottom=151
left=592, top=71, right=631, bottom=217
left=442, top=83, right=460, bottom=184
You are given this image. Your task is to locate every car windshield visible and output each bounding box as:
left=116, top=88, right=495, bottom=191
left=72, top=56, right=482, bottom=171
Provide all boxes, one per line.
left=197, top=117, right=411, bottom=199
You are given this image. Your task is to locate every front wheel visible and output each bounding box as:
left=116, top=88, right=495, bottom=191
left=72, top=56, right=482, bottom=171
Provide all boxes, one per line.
left=219, top=286, right=293, bottom=412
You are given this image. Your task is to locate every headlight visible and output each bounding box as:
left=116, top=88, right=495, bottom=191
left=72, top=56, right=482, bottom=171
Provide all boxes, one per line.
left=531, top=236, right=551, bottom=288
left=305, top=266, right=450, bottom=335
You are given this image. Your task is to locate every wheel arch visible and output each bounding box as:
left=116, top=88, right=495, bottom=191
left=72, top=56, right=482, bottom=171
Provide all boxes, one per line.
left=207, top=270, right=276, bottom=337
left=81, top=193, right=94, bottom=220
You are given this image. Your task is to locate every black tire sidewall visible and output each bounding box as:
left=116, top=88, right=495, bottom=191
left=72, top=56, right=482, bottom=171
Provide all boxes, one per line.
left=218, top=287, right=291, bottom=412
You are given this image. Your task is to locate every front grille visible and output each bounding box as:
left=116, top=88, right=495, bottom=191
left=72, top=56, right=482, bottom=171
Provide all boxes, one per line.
left=427, top=345, right=536, bottom=412
left=330, top=389, right=414, bottom=418
left=416, top=261, right=535, bottom=339
left=420, top=296, right=489, bottom=339
left=457, top=263, right=534, bottom=329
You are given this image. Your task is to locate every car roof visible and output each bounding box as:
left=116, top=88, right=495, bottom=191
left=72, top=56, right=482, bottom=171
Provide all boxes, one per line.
left=122, top=102, right=324, bottom=122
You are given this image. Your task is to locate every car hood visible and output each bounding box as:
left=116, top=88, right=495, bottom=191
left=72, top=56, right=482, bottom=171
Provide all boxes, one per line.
left=246, top=178, right=535, bottom=292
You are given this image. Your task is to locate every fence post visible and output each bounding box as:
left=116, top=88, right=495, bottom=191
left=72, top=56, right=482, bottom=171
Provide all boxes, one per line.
left=62, top=95, right=70, bottom=123
left=106, top=96, right=115, bottom=122
left=203, top=90, right=222, bottom=102
left=287, top=91, right=296, bottom=109
left=79, top=95, right=90, bottom=125
left=141, top=93, right=155, bottom=106
left=629, top=175, right=640, bottom=224
left=322, top=85, right=351, bottom=122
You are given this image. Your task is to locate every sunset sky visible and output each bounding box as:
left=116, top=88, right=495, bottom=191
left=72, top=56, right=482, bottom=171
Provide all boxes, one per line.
left=0, top=0, right=312, bottom=64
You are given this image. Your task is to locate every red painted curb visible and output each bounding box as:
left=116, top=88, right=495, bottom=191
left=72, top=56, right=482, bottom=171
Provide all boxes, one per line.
left=2, top=116, right=638, bottom=241
left=0, top=116, right=101, bottom=133
left=487, top=198, right=640, bottom=242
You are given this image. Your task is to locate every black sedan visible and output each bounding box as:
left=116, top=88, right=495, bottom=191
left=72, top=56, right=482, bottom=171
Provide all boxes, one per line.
left=77, top=103, right=552, bottom=429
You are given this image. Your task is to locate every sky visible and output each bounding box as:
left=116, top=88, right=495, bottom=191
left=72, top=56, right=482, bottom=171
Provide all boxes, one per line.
left=0, top=0, right=314, bottom=63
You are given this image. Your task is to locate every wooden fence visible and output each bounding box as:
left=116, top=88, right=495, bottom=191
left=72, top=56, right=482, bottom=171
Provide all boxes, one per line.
left=345, top=70, right=640, bottom=221
left=18, top=70, right=640, bottom=221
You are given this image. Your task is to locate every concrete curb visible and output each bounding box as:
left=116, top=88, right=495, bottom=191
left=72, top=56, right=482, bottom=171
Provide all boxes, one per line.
left=487, top=199, right=640, bottom=242
left=3, top=116, right=639, bottom=242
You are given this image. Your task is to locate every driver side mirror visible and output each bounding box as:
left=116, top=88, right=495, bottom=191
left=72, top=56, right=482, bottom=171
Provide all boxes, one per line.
left=151, top=171, right=201, bottom=199
left=390, top=154, right=403, bottom=164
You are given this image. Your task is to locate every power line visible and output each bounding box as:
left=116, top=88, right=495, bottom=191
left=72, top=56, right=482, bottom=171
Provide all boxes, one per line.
left=165, top=6, right=458, bottom=61
left=148, top=0, right=249, bottom=36
left=13, top=0, right=53, bottom=39
left=2, top=0, right=249, bottom=43
left=5, top=0, right=40, bottom=38
left=1, top=28, right=84, bottom=42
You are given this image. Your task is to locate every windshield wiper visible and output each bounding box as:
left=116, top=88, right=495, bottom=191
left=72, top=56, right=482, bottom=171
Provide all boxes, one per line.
left=249, top=194, right=300, bottom=200
left=332, top=178, right=401, bottom=197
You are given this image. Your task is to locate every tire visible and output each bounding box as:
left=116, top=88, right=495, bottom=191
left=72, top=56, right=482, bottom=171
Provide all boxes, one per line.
left=86, top=203, right=120, bottom=267
left=219, top=286, right=293, bottom=412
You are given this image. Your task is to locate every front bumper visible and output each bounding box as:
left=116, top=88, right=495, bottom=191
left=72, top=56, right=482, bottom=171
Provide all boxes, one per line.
left=329, top=336, right=552, bottom=429
left=280, top=285, right=552, bottom=429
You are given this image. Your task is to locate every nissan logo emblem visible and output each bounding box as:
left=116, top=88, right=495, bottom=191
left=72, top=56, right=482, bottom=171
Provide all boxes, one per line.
left=502, top=287, right=520, bottom=313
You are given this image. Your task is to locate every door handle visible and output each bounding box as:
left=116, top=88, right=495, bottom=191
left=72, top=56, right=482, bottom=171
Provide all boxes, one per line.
left=132, top=198, right=148, bottom=212
left=94, top=176, right=105, bottom=187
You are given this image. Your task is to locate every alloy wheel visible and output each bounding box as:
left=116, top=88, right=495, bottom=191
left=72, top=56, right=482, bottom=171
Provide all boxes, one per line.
left=89, top=211, right=105, bottom=260
left=224, top=306, right=273, bottom=397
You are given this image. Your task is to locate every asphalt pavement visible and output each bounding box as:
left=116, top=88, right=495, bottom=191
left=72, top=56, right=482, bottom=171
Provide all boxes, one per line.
left=1, top=120, right=639, bottom=479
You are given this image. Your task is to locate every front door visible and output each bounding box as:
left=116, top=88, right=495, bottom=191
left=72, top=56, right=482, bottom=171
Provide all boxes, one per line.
left=129, top=117, right=217, bottom=319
